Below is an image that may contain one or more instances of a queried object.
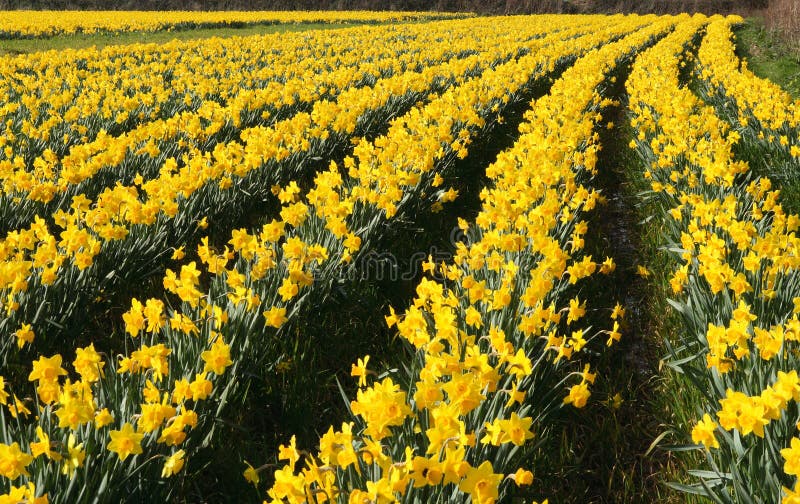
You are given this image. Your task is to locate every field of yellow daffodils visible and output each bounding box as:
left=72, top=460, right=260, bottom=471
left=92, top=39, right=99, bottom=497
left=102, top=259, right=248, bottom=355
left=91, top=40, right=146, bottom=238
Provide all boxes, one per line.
left=1, top=11, right=800, bottom=503
left=0, top=11, right=466, bottom=39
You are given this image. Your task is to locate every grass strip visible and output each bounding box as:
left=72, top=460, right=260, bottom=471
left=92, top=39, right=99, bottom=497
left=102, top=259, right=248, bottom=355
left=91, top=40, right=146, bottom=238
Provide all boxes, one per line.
left=733, top=17, right=800, bottom=99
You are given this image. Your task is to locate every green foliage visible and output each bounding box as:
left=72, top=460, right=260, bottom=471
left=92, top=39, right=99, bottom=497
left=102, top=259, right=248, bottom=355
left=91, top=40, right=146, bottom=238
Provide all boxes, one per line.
left=734, top=18, right=800, bottom=98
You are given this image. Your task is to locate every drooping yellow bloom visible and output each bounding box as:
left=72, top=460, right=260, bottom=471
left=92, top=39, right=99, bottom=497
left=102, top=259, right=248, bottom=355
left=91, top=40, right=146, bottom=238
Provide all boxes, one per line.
left=189, top=373, right=213, bottom=401
left=162, top=450, right=186, bottom=478
left=263, top=306, right=288, bottom=328
left=61, top=434, right=85, bottom=477
left=138, top=401, right=177, bottom=434
left=0, top=482, right=47, bottom=504
left=157, top=409, right=197, bottom=446
left=56, top=380, right=95, bottom=429
left=691, top=413, right=720, bottom=450
left=350, top=355, right=370, bottom=388
left=504, top=380, right=526, bottom=408
left=563, top=381, right=590, bottom=408
left=243, top=461, right=260, bottom=486
left=200, top=338, right=233, bottom=376
left=122, top=298, right=146, bottom=337
left=782, top=437, right=800, bottom=477
left=606, top=321, right=622, bottom=346
left=95, top=408, right=114, bottom=429
left=143, top=298, right=166, bottom=333
left=459, top=460, right=503, bottom=504
left=566, top=297, right=586, bottom=324
left=8, top=395, right=31, bottom=419
left=108, top=423, right=144, bottom=461
left=502, top=413, right=536, bottom=446
left=277, top=278, right=299, bottom=302
left=409, top=455, right=444, bottom=487
left=0, top=377, right=8, bottom=405
left=30, top=427, right=61, bottom=462
left=28, top=354, right=67, bottom=383
left=277, top=435, right=300, bottom=472
left=14, top=324, right=34, bottom=348
left=73, top=344, right=105, bottom=382
left=0, top=442, right=34, bottom=479
left=717, top=388, right=768, bottom=438
left=384, top=306, right=399, bottom=328
left=510, top=468, right=534, bottom=486
left=481, top=413, right=534, bottom=447
left=268, top=465, right=307, bottom=501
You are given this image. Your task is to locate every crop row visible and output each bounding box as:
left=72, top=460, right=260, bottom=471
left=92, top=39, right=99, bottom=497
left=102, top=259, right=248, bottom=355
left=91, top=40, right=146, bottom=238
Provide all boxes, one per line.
left=0, top=15, right=592, bottom=360
left=627, top=14, right=800, bottom=503
left=4, top=11, right=799, bottom=503
left=258, top=15, right=687, bottom=504
left=0, top=18, right=514, bottom=228
left=0, top=14, right=644, bottom=502
left=0, top=10, right=467, bottom=39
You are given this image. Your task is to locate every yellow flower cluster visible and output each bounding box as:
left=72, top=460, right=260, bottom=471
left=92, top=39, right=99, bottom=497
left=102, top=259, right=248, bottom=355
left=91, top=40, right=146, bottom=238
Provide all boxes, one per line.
left=346, top=15, right=616, bottom=219
left=0, top=14, right=643, bottom=501
left=257, top=15, right=678, bottom=503
left=696, top=19, right=800, bottom=148
left=10, top=9, right=795, bottom=501
left=0, top=10, right=466, bottom=39
left=0, top=20, right=487, bottom=208
left=0, top=16, right=548, bottom=355
left=628, top=13, right=800, bottom=502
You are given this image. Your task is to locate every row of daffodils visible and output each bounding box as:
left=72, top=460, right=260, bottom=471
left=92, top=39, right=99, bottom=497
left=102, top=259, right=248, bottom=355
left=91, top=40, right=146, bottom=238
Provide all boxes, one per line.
left=0, top=13, right=650, bottom=502
left=0, top=16, right=581, bottom=361
left=0, top=11, right=467, bottom=39
left=256, top=16, right=688, bottom=504
left=628, top=13, right=800, bottom=504
left=0, top=16, right=535, bottom=232
left=3, top=10, right=800, bottom=503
